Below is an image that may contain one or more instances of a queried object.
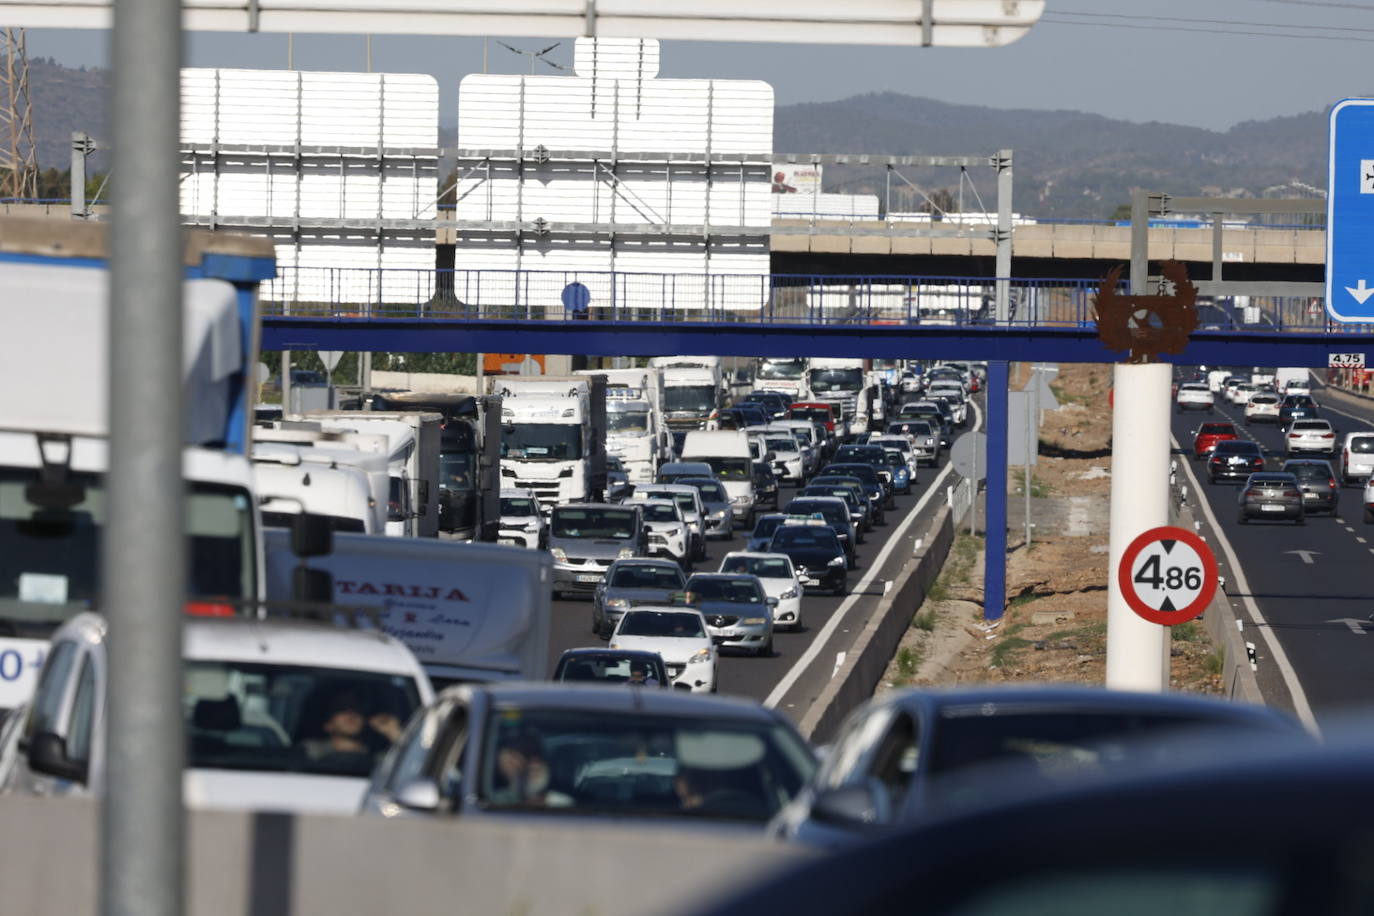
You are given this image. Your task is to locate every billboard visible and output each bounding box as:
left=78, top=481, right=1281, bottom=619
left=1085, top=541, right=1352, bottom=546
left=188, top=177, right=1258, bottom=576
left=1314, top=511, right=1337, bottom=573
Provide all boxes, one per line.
left=772, top=164, right=823, bottom=194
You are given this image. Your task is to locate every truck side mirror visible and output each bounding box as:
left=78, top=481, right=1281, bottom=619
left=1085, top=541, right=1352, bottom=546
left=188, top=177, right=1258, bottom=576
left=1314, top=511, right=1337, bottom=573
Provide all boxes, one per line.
left=27, top=731, right=87, bottom=784
left=291, top=512, right=333, bottom=558
left=293, top=567, right=334, bottom=610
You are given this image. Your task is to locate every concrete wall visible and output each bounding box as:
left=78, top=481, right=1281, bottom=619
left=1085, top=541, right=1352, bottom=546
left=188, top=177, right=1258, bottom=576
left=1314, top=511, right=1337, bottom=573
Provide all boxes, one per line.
left=0, top=796, right=807, bottom=915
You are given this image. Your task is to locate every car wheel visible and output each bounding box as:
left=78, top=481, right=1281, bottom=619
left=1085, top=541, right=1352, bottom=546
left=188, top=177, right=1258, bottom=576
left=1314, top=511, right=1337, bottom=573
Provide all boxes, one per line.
left=1237, top=511, right=1248, bottom=525
left=1295, top=513, right=1305, bottom=526
left=760, top=635, right=773, bottom=657
left=1365, top=508, right=1374, bottom=524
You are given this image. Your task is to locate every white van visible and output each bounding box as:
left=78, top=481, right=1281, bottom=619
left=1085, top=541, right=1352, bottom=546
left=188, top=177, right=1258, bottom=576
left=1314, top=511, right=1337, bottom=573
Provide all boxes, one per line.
left=1341, top=432, right=1374, bottom=486
left=680, top=430, right=756, bottom=524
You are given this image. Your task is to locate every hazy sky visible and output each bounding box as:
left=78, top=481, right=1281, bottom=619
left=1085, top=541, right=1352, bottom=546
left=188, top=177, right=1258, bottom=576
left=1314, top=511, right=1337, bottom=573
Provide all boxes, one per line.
left=23, top=0, right=1374, bottom=130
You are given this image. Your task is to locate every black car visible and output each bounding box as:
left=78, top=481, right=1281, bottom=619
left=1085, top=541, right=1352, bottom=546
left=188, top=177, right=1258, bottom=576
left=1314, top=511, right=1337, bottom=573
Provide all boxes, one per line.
left=806, top=475, right=872, bottom=532
left=1278, top=394, right=1319, bottom=428
left=822, top=462, right=889, bottom=520
left=551, top=648, right=670, bottom=687
left=785, top=496, right=859, bottom=564
left=1237, top=472, right=1304, bottom=525
left=738, top=391, right=791, bottom=420
left=1280, top=458, right=1338, bottom=516
left=833, top=445, right=895, bottom=504
left=768, top=522, right=848, bottom=595
left=894, top=404, right=952, bottom=448
left=752, top=461, right=780, bottom=511
left=1207, top=440, right=1265, bottom=483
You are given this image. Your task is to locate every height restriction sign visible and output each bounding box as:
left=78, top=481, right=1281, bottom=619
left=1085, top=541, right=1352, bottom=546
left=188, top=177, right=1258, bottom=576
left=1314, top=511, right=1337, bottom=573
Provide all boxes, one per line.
left=1118, top=526, right=1218, bottom=626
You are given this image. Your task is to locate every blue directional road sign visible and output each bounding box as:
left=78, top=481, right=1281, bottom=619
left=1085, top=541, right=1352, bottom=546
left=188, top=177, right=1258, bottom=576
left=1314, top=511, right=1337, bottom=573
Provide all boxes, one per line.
left=1327, top=99, right=1374, bottom=322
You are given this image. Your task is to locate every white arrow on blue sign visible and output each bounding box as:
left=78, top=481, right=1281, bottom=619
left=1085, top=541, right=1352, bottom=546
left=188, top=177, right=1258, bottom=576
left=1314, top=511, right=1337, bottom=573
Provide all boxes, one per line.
left=1327, top=99, right=1374, bottom=322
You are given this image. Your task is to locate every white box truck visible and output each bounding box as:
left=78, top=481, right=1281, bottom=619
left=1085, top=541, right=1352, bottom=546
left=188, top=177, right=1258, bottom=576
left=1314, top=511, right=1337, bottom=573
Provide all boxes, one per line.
left=264, top=531, right=552, bottom=684
left=489, top=375, right=607, bottom=507
left=579, top=367, right=669, bottom=483
left=651, top=357, right=724, bottom=431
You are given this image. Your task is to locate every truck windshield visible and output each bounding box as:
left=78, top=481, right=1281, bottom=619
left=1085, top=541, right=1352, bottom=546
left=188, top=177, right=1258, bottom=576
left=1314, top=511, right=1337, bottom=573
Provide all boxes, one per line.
left=608, top=406, right=651, bottom=434
left=439, top=451, right=475, bottom=491
left=808, top=369, right=863, bottom=393
left=758, top=360, right=805, bottom=380
left=700, top=457, right=752, bottom=480
left=503, top=424, right=583, bottom=460
left=0, top=472, right=256, bottom=627
left=664, top=386, right=716, bottom=413
left=552, top=508, right=638, bottom=540
left=185, top=661, right=420, bottom=779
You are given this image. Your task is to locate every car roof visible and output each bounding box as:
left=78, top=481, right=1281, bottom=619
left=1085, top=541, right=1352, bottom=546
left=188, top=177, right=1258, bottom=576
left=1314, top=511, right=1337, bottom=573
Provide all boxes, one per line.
left=178, top=617, right=423, bottom=675
left=609, top=557, right=683, bottom=571
left=686, top=572, right=756, bottom=582
left=557, top=648, right=664, bottom=662
left=1250, top=473, right=1297, bottom=482
left=441, top=681, right=786, bottom=723
left=1281, top=458, right=1331, bottom=466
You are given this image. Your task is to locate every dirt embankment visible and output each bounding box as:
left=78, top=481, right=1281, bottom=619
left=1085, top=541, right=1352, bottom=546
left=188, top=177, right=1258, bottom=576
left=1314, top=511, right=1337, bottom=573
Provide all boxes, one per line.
left=880, top=363, right=1223, bottom=695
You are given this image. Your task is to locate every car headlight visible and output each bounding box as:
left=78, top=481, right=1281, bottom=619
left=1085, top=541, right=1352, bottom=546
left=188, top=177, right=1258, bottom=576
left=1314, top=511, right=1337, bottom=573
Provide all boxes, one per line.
left=711, top=509, right=728, bottom=519
left=780, top=587, right=798, bottom=600
left=731, top=495, right=751, bottom=505
left=828, top=556, right=846, bottom=567
left=741, top=617, right=767, bottom=626
left=617, top=548, right=635, bottom=559
left=550, top=547, right=568, bottom=562
left=606, top=598, right=629, bottom=609
left=687, top=647, right=712, bottom=664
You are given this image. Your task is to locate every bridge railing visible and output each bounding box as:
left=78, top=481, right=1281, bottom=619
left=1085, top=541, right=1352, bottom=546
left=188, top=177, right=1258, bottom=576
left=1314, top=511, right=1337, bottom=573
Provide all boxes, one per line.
left=259, top=267, right=1359, bottom=334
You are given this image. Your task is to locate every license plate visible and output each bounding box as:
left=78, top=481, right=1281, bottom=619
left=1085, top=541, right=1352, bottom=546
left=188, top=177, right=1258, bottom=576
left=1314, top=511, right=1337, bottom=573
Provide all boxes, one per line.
left=718, top=630, right=741, bottom=639
left=800, top=576, right=819, bottom=586
left=576, top=573, right=602, bottom=583
left=1261, top=504, right=1286, bottom=512
left=499, top=537, right=524, bottom=547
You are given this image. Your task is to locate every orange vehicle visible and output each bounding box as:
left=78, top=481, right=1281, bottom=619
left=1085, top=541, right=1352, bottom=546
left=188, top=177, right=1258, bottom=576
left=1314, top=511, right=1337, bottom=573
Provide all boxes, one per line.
left=788, top=402, right=837, bottom=435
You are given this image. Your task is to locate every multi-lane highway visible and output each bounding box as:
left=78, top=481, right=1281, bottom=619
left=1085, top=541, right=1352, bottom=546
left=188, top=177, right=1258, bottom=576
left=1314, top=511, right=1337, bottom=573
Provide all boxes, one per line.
left=1172, top=373, right=1374, bottom=729
left=543, top=409, right=978, bottom=721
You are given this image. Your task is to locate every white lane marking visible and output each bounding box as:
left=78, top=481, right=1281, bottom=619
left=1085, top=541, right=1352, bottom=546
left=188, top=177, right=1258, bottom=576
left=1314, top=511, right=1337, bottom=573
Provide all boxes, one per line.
left=764, top=400, right=979, bottom=709
left=1286, top=550, right=1320, bottom=565
left=1172, top=430, right=1319, bottom=733
left=831, top=652, right=847, bottom=679
left=1327, top=618, right=1368, bottom=636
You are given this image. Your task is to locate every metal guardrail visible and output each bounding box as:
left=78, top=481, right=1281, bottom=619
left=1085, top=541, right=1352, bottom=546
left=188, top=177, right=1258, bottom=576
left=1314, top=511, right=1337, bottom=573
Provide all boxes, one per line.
left=259, top=267, right=1363, bottom=334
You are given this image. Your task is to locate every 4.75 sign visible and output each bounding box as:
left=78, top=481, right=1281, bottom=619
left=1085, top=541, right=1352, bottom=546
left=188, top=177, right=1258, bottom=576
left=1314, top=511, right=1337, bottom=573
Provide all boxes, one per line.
left=1118, top=526, right=1218, bottom=626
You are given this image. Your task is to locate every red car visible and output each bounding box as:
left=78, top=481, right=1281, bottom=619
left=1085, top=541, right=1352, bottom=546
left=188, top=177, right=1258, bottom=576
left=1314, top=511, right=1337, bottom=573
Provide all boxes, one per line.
left=1194, top=421, right=1239, bottom=460
left=788, top=402, right=837, bottom=436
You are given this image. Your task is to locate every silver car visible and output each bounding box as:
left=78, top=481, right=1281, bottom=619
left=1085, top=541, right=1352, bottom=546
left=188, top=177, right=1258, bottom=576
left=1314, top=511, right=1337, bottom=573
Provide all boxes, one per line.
left=684, top=572, right=776, bottom=657
left=549, top=503, right=649, bottom=599
left=592, top=558, right=689, bottom=637
left=360, top=684, right=817, bottom=825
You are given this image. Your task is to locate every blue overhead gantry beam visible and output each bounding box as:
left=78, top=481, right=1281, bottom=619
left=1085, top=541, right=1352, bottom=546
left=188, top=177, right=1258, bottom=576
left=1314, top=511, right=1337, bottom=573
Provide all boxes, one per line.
left=261, top=316, right=1374, bottom=366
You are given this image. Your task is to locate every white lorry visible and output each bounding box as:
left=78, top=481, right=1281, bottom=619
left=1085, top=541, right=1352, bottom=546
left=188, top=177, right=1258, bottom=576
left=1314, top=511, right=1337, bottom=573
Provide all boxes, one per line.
left=679, top=430, right=757, bottom=525
left=264, top=531, right=552, bottom=685
left=805, top=358, right=869, bottom=437
left=0, top=217, right=274, bottom=713
left=755, top=358, right=808, bottom=399
left=652, top=356, right=724, bottom=431
left=579, top=367, right=668, bottom=484
left=252, top=443, right=386, bottom=534
left=489, top=375, right=607, bottom=508
left=300, top=410, right=445, bottom=538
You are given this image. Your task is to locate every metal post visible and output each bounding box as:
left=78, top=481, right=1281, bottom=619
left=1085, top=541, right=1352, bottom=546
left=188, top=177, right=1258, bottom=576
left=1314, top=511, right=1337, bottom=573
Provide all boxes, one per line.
left=1105, top=362, right=1171, bottom=690
left=1130, top=188, right=1150, bottom=295
left=983, top=360, right=1009, bottom=621
left=280, top=350, right=292, bottom=413
left=994, top=149, right=1013, bottom=322
left=102, top=0, right=184, bottom=912
left=1024, top=368, right=1033, bottom=548
left=70, top=131, right=91, bottom=220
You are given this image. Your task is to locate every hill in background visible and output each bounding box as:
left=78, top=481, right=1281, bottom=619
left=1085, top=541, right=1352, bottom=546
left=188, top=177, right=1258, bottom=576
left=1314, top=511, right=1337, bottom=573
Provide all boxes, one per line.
left=24, top=61, right=1326, bottom=218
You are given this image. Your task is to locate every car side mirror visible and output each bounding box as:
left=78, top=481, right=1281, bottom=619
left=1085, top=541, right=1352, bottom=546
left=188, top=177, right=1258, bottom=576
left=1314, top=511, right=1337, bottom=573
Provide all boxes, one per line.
left=394, top=777, right=443, bottom=813
left=766, top=596, right=779, bottom=608
left=810, top=780, right=892, bottom=827
left=27, top=731, right=87, bottom=784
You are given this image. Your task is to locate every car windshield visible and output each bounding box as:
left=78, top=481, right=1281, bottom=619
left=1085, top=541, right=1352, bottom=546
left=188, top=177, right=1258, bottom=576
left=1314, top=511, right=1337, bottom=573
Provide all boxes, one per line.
left=641, top=504, right=679, bottom=523
left=790, top=428, right=814, bottom=446
left=751, top=517, right=785, bottom=541
left=502, top=423, right=583, bottom=461
left=700, top=457, right=752, bottom=480
left=772, top=527, right=839, bottom=550
left=765, top=438, right=795, bottom=453
left=687, top=577, right=764, bottom=603
left=618, top=611, right=706, bottom=638
left=556, top=654, right=665, bottom=685
left=185, top=661, right=420, bottom=778
left=1284, top=464, right=1331, bottom=481
left=1283, top=396, right=1315, bottom=407
left=500, top=498, right=536, bottom=516
left=1180, top=384, right=1208, bottom=392
left=789, top=407, right=832, bottom=422
left=1251, top=396, right=1278, bottom=405
left=611, top=565, right=685, bottom=590
left=1212, top=442, right=1259, bottom=455
left=790, top=501, right=846, bottom=524
left=720, top=556, right=791, bottom=579
left=894, top=422, right=934, bottom=436
left=0, top=473, right=256, bottom=628
left=607, top=406, right=650, bottom=433
left=1291, top=421, right=1328, bottom=431
left=884, top=452, right=905, bottom=467
left=1350, top=437, right=1374, bottom=454
left=1199, top=424, right=1234, bottom=435
left=686, top=479, right=728, bottom=502
left=1250, top=476, right=1297, bottom=488
left=476, top=708, right=815, bottom=821
left=551, top=508, right=638, bottom=540
left=804, top=488, right=856, bottom=507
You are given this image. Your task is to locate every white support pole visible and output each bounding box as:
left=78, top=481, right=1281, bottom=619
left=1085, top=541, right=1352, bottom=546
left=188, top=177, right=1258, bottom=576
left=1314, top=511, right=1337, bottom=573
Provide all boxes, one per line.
left=1106, top=362, right=1171, bottom=690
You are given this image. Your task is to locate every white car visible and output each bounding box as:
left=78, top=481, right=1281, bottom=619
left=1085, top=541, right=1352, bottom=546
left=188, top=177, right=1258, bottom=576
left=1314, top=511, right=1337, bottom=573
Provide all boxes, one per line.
left=1175, top=383, right=1214, bottom=413
left=760, top=426, right=807, bottom=484
left=636, top=483, right=709, bottom=561
left=1228, top=382, right=1257, bottom=406
left=1245, top=393, right=1281, bottom=424
left=610, top=607, right=718, bottom=693
left=1286, top=419, right=1338, bottom=456
left=498, top=488, right=547, bottom=549
left=1284, top=378, right=1312, bottom=398
left=1, top=612, right=434, bottom=814
left=625, top=497, right=691, bottom=567
left=718, top=551, right=803, bottom=631
left=871, top=434, right=921, bottom=476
